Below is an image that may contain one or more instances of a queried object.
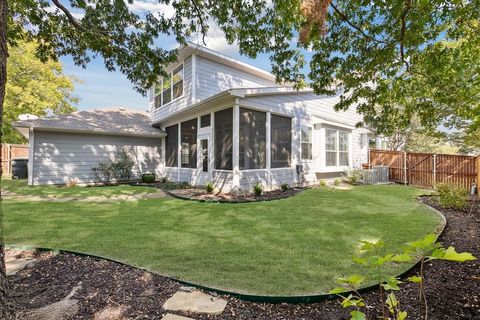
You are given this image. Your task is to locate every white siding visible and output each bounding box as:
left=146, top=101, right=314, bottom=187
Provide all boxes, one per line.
left=32, top=131, right=162, bottom=185
left=195, top=56, right=279, bottom=101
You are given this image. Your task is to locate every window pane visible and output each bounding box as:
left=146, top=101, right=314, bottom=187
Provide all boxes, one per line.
left=339, top=131, right=349, bottom=151
left=339, top=152, right=349, bottom=166
left=165, top=124, right=178, bottom=167
left=200, top=114, right=211, bottom=128
left=215, top=108, right=233, bottom=170
left=173, top=65, right=183, bottom=83
left=181, top=119, right=197, bottom=168
left=173, top=81, right=183, bottom=99
left=163, top=88, right=171, bottom=105
left=271, top=115, right=291, bottom=168
left=301, top=126, right=312, bottom=160
left=326, top=129, right=337, bottom=151
left=326, top=151, right=337, bottom=166
left=162, top=74, right=171, bottom=91
left=301, top=126, right=312, bottom=143
left=239, top=108, right=266, bottom=169
left=155, top=81, right=163, bottom=96
left=154, top=95, right=161, bottom=109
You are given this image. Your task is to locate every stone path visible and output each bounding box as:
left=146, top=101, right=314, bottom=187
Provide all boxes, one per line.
left=5, top=249, right=38, bottom=276
left=163, top=290, right=227, bottom=315
left=3, top=190, right=166, bottom=202
left=162, top=313, right=195, bottom=320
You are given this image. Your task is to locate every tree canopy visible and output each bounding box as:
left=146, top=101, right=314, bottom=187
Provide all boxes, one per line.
left=4, top=38, right=77, bottom=143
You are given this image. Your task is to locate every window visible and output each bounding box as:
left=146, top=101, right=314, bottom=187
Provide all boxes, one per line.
left=181, top=119, right=197, bottom=168
left=200, top=139, right=208, bottom=172
left=215, top=108, right=233, bottom=170
left=325, top=128, right=349, bottom=166
left=165, top=124, right=178, bottom=167
left=271, top=115, right=291, bottom=168
left=239, top=108, right=266, bottom=170
left=153, top=64, right=184, bottom=108
left=200, top=114, right=211, bottom=128
left=301, top=126, right=313, bottom=161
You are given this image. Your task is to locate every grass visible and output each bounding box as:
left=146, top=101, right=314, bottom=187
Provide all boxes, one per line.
left=1, top=178, right=156, bottom=198
left=2, top=182, right=442, bottom=295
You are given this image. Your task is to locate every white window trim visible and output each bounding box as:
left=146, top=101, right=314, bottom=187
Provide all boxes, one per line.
left=153, top=62, right=184, bottom=109
left=324, top=128, right=350, bottom=169
left=301, top=125, right=313, bottom=162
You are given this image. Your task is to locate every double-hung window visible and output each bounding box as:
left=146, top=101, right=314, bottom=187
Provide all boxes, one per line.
left=325, top=128, right=349, bottom=166
left=301, top=126, right=313, bottom=161
left=153, top=64, right=184, bottom=108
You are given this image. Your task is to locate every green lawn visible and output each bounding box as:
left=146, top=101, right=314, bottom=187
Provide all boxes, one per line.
left=2, top=182, right=442, bottom=295
left=1, top=178, right=156, bottom=198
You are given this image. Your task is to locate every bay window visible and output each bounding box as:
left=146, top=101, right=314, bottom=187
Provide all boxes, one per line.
left=325, top=128, right=349, bottom=167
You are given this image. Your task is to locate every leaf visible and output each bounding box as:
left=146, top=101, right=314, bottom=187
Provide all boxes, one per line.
left=398, top=311, right=408, bottom=320
left=381, top=276, right=403, bottom=291
left=407, top=275, right=422, bottom=283
left=438, top=246, right=477, bottom=262
left=336, top=275, right=364, bottom=287
left=352, top=257, right=367, bottom=265
left=386, top=292, right=398, bottom=313
left=391, top=253, right=413, bottom=263
left=350, top=310, right=367, bottom=320
left=329, top=287, right=346, bottom=294
left=359, top=239, right=384, bottom=251
left=407, top=234, right=437, bottom=250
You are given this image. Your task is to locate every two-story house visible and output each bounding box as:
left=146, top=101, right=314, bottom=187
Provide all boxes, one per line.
left=13, top=43, right=369, bottom=192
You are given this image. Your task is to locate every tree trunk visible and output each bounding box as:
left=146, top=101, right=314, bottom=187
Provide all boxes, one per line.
left=0, top=0, right=15, bottom=318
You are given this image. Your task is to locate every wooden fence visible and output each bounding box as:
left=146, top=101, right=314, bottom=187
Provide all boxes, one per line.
left=368, top=149, right=480, bottom=190
left=1, top=143, right=29, bottom=176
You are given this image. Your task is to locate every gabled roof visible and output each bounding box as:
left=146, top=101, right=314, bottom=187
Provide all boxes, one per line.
left=13, top=107, right=166, bottom=138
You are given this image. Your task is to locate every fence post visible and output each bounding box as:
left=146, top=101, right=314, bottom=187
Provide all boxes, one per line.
left=433, top=154, right=437, bottom=189
left=404, top=151, right=407, bottom=185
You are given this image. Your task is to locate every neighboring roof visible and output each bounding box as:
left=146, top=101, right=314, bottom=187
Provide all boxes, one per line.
left=174, top=42, right=278, bottom=83
left=13, top=107, right=166, bottom=138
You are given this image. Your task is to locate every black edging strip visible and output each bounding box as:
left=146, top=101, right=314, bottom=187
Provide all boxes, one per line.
left=6, top=198, right=446, bottom=304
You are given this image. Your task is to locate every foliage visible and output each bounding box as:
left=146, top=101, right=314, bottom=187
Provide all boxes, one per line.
left=161, top=177, right=169, bottom=183
left=319, top=179, right=327, bottom=187
left=334, top=178, right=341, bottom=187
left=253, top=183, right=263, bottom=197
left=344, top=169, right=363, bottom=185
left=330, top=235, right=476, bottom=320
left=141, top=173, right=156, bottom=183
left=92, top=149, right=135, bottom=184
left=160, top=181, right=191, bottom=190
left=64, top=179, right=77, bottom=188
left=4, top=38, right=77, bottom=143
left=435, top=183, right=469, bottom=210
left=205, top=182, right=214, bottom=193
left=281, top=183, right=289, bottom=192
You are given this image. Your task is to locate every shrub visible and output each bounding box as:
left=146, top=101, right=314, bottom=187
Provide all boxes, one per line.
left=92, top=149, right=134, bottom=184
left=344, top=169, right=363, bottom=185
left=281, top=183, right=289, bottom=192
left=334, top=178, right=341, bottom=186
left=319, top=180, right=326, bottom=186
left=64, top=179, right=77, bottom=188
left=205, top=182, right=214, bottom=193
left=253, top=183, right=263, bottom=197
left=161, top=176, right=169, bottom=183
left=436, top=183, right=469, bottom=210
left=142, top=173, right=156, bottom=183
left=161, top=181, right=191, bottom=190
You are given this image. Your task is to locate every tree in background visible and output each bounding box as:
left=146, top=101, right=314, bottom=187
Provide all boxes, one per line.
left=4, top=38, right=77, bottom=144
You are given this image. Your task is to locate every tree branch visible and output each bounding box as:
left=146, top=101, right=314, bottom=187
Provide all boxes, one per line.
left=398, top=0, right=412, bottom=71
left=51, top=0, right=82, bottom=30
left=191, top=0, right=208, bottom=45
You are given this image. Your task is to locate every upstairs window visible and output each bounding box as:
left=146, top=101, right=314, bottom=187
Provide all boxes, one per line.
left=153, top=64, right=184, bottom=108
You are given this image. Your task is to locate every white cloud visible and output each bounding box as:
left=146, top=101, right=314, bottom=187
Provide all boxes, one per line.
left=127, top=0, right=175, bottom=19
left=190, top=23, right=239, bottom=55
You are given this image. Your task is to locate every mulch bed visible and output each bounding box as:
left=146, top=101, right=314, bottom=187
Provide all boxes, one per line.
left=167, top=187, right=305, bottom=203
left=8, top=195, right=480, bottom=319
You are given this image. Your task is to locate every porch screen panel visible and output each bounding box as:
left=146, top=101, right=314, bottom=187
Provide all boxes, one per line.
left=181, top=118, right=197, bottom=168
left=165, top=124, right=178, bottom=167
left=215, top=108, right=233, bottom=170
left=239, top=108, right=266, bottom=169
left=271, top=115, right=291, bottom=168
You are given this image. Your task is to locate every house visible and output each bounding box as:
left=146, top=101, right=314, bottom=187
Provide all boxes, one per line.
left=13, top=43, right=369, bottom=192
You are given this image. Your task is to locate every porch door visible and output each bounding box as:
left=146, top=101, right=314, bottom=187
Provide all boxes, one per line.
left=197, top=134, right=210, bottom=186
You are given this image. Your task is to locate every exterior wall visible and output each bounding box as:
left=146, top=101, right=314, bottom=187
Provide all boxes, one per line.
left=195, top=56, right=278, bottom=102
left=31, top=131, right=162, bottom=185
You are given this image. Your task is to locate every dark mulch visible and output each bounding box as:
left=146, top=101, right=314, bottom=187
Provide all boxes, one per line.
left=8, top=196, right=480, bottom=319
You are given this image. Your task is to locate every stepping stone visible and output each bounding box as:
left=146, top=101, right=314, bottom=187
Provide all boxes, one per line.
left=163, top=290, right=227, bottom=315
left=6, top=257, right=37, bottom=276
left=162, top=314, right=195, bottom=320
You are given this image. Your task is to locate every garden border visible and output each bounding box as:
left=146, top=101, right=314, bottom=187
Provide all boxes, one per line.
left=6, top=198, right=446, bottom=304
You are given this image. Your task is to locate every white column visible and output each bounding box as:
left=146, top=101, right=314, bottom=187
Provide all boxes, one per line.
left=232, top=102, right=240, bottom=191
left=266, top=112, right=271, bottom=186
left=209, top=112, right=214, bottom=182
left=28, top=128, right=34, bottom=185
left=177, top=122, right=181, bottom=182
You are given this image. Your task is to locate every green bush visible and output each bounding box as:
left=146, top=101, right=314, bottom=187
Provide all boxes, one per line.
left=253, top=183, right=263, bottom=197
left=281, top=183, right=289, bottom=192
left=319, top=180, right=326, bottom=186
left=344, top=169, right=363, bottom=185
left=205, top=182, right=214, bottom=193
left=160, top=181, right=191, bottom=190
left=436, top=183, right=469, bottom=210
left=334, top=178, right=341, bottom=187
left=92, top=149, right=134, bottom=184
left=142, top=173, right=156, bottom=183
